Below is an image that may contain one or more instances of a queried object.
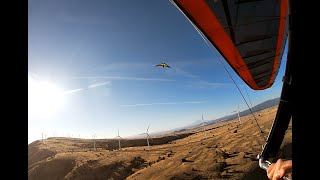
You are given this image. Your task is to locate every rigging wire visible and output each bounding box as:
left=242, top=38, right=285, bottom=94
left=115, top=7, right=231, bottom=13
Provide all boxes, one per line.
left=168, top=0, right=271, bottom=143
left=244, top=85, right=254, bottom=109
left=180, top=15, right=267, bottom=142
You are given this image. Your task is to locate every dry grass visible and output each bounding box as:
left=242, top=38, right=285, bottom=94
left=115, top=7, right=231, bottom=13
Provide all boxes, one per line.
left=28, top=105, right=292, bottom=180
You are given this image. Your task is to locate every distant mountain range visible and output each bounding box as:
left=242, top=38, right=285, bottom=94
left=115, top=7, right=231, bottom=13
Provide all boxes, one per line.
left=128, top=97, right=280, bottom=138
left=172, top=97, right=281, bottom=131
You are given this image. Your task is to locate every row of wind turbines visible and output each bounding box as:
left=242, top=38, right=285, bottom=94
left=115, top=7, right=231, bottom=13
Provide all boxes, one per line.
left=114, top=124, right=151, bottom=150
left=41, top=105, right=242, bottom=151
left=200, top=105, right=242, bottom=140
left=98, top=105, right=242, bottom=150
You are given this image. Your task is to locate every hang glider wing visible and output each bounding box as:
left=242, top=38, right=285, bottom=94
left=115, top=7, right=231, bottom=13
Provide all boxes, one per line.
left=155, top=63, right=171, bottom=68
left=171, top=0, right=289, bottom=90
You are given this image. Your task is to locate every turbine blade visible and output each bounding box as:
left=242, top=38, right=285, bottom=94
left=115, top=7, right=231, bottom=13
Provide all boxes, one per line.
left=147, top=124, right=150, bottom=132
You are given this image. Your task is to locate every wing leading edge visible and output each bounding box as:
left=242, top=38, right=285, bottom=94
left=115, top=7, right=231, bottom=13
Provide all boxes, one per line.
left=171, top=0, right=289, bottom=90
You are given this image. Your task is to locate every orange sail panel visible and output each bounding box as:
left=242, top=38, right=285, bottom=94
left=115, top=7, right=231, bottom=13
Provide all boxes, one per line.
left=172, top=0, right=288, bottom=90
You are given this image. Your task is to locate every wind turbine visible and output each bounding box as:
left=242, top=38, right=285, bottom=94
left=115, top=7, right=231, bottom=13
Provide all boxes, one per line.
left=41, top=132, right=48, bottom=149
left=93, top=134, right=96, bottom=151
left=142, top=124, right=152, bottom=149
left=115, top=129, right=123, bottom=150
left=201, top=114, right=207, bottom=139
left=232, top=105, right=241, bottom=125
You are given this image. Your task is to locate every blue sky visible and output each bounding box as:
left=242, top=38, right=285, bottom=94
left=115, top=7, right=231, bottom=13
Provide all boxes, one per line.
left=28, top=0, right=287, bottom=144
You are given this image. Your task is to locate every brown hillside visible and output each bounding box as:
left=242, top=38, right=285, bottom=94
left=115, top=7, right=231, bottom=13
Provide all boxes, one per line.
left=28, top=105, right=292, bottom=180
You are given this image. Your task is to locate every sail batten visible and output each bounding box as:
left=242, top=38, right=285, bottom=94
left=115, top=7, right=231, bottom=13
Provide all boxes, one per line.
left=172, top=0, right=289, bottom=90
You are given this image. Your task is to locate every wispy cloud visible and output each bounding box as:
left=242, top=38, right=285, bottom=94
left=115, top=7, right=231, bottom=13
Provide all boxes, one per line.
left=167, top=68, right=198, bottom=78
left=91, top=62, right=150, bottom=73
left=64, top=81, right=111, bottom=95
left=91, top=60, right=199, bottom=79
left=64, top=88, right=83, bottom=94
left=60, top=11, right=110, bottom=26
left=88, top=81, right=110, bottom=88
left=192, top=81, right=231, bottom=89
left=161, top=57, right=216, bottom=79
left=72, top=76, right=175, bottom=82
left=120, top=101, right=206, bottom=107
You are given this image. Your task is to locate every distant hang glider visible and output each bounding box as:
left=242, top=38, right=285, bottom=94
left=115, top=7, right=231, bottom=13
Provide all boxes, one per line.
left=155, top=63, right=171, bottom=68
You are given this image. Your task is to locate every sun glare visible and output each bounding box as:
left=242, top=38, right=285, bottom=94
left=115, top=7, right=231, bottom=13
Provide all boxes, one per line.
left=28, top=77, right=65, bottom=117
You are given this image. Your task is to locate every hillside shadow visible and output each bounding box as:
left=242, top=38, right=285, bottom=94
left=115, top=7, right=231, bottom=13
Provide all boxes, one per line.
left=240, top=165, right=269, bottom=180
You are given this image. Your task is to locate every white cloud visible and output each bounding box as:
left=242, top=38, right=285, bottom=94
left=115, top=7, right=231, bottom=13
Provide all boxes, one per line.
left=63, top=81, right=111, bottom=95
left=192, top=81, right=231, bottom=89
left=73, top=76, right=175, bottom=82
left=120, top=101, right=205, bottom=107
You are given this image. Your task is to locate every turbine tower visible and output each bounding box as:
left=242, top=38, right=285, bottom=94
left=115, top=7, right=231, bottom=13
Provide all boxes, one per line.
left=93, top=134, right=96, bottom=151
left=201, top=114, right=207, bottom=139
left=143, top=124, right=152, bottom=149
left=115, top=129, right=123, bottom=150
left=231, top=105, right=241, bottom=125
left=237, top=105, right=241, bottom=124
